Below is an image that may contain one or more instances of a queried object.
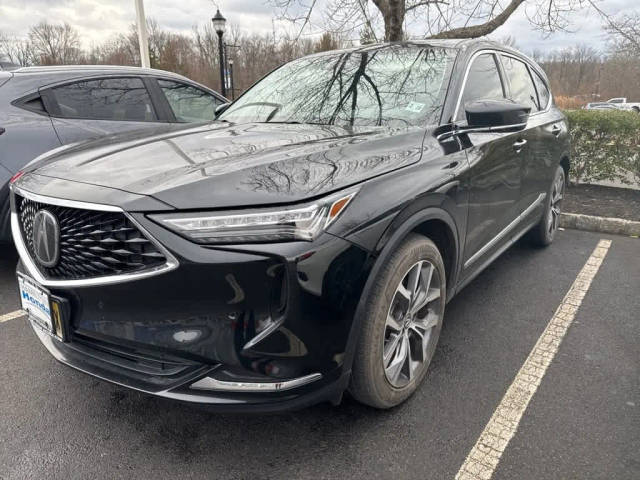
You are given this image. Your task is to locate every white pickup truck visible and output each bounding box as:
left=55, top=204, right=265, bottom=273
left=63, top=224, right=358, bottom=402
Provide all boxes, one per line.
left=607, top=98, right=640, bottom=112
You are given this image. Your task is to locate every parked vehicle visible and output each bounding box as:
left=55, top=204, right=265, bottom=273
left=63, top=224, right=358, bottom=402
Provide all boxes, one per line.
left=584, top=102, right=619, bottom=110
left=0, top=65, right=227, bottom=242
left=606, top=97, right=640, bottom=112
left=0, top=61, right=19, bottom=71
left=10, top=40, right=569, bottom=411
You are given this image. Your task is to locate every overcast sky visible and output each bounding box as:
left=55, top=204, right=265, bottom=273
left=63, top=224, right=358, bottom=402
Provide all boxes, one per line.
left=0, top=0, right=638, bottom=54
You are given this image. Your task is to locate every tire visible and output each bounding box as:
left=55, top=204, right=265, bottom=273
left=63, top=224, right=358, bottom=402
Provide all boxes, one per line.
left=0, top=201, right=12, bottom=245
left=528, top=165, right=565, bottom=247
left=349, top=233, right=446, bottom=409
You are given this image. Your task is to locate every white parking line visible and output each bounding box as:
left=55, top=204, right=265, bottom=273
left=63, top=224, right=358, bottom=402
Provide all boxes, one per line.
left=0, top=310, right=26, bottom=323
left=455, top=239, right=612, bottom=480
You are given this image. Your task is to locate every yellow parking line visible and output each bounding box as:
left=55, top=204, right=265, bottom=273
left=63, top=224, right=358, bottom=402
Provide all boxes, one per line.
left=0, top=310, right=26, bottom=323
left=455, top=239, right=612, bottom=480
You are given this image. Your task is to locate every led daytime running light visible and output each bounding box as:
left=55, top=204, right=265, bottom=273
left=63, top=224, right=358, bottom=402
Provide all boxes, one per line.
left=153, top=191, right=356, bottom=244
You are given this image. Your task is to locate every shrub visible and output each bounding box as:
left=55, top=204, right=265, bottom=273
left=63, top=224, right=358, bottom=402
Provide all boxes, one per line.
left=565, top=109, right=640, bottom=185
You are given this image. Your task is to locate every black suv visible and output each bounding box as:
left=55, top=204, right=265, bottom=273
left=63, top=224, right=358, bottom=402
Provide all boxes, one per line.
left=11, top=40, right=569, bottom=411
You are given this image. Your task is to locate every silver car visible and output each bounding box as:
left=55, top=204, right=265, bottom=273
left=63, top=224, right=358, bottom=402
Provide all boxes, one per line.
left=0, top=65, right=227, bottom=242
left=584, top=102, right=619, bottom=111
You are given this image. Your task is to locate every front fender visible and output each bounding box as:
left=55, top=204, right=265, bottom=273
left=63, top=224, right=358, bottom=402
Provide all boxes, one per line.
left=340, top=197, right=466, bottom=379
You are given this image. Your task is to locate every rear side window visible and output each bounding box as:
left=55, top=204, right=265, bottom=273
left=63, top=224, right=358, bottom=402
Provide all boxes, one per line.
left=531, top=71, right=551, bottom=109
left=13, top=94, right=47, bottom=114
left=501, top=56, right=540, bottom=111
left=23, top=97, right=46, bottom=112
left=458, top=53, right=506, bottom=120
left=158, top=80, right=221, bottom=123
left=51, top=77, right=157, bottom=121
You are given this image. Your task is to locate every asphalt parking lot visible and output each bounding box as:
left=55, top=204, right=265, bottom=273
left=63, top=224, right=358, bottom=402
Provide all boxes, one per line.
left=0, top=228, right=638, bottom=480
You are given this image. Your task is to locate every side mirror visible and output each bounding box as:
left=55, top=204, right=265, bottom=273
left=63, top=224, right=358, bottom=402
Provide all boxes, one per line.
left=215, top=102, right=231, bottom=117
left=465, top=99, right=530, bottom=131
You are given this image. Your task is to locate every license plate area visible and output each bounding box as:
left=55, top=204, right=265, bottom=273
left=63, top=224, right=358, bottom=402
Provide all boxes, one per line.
left=18, top=273, right=70, bottom=341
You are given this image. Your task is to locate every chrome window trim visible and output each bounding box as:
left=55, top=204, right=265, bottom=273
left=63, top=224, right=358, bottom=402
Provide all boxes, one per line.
left=464, top=193, right=546, bottom=269
left=436, top=122, right=528, bottom=141
left=10, top=185, right=179, bottom=288
left=453, top=49, right=552, bottom=122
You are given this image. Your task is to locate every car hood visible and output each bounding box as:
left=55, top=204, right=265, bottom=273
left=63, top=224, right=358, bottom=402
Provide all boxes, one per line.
left=26, top=122, right=429, bottom=209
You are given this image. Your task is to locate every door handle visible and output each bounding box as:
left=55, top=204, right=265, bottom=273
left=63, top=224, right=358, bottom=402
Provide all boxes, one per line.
left=512, top=139, right=527, bottom=152
left=551, top=125, right=562, bottom=137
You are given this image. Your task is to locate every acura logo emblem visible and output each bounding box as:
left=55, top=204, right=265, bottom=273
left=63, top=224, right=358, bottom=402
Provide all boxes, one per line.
left=32, top=210, right=60, bottom=268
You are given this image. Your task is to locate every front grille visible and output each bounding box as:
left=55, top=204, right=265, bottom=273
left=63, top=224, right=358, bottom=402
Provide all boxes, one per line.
left=17, top=195, right=167, bottom=281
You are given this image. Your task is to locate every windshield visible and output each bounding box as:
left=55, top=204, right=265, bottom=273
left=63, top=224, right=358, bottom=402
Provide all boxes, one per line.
left=219, top=46, right=455, bottom=128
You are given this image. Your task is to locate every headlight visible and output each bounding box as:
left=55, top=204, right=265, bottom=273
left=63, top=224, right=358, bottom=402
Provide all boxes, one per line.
left=150, top=191, right=356, bottom=244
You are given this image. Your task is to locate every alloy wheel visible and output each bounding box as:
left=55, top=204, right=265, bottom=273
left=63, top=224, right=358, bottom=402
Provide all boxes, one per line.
left=383, top=260, right=442, bottom=388
left=548, top=173, right=564, bottom=234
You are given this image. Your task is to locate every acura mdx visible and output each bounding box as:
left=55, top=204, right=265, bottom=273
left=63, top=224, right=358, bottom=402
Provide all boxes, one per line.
left=11, top=40, right=570, bottom=411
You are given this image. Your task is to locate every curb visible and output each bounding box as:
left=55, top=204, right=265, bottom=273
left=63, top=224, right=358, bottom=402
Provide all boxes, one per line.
left=559, top=212, right=640, bottom=236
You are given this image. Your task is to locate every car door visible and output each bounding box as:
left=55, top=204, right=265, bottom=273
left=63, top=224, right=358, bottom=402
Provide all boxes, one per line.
left=499, top=54, right=559, bottom=213
left=41, top=76, right=170, bottom=145
left=154, top=78, right=225, bottom=124
left=457, top=52, right=526, bottom=274
left=518, top=63, right=566, bottom=212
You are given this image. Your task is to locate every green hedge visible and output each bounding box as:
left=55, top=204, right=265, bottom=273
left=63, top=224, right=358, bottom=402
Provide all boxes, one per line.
left=565, top=109, right=640, bottom=186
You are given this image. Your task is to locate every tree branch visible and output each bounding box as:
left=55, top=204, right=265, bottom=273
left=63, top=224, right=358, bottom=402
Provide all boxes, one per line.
left=406, top=0, right=448, bottom=13
left=429, top=0, right=525, bottom=39
left=587, top=0, right=640, bottom=52
left=296, top=0, right=318, bottom=39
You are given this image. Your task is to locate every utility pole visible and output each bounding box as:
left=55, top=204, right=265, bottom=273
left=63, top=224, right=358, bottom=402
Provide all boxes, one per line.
left=135, top=0, right=151, bottom=68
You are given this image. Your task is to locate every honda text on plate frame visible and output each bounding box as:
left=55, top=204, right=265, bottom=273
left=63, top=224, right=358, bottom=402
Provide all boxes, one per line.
left=18, top=274, right=52, bottom=332
left=11, top=40, right=569, bottom=412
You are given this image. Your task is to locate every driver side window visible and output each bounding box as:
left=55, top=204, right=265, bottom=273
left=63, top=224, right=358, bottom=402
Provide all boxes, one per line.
left=457, top=53, right=506, bottom=121
left=158, top=80, right=222, bottom=123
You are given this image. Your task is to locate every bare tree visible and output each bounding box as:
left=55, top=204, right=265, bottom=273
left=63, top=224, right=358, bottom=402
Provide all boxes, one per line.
left=271, top=0, right=599, bottom=42
left=604, top=12, right=640, bottom=56
left=314, top=32, right=342, bottom=52
left=0, top=34, right=36, bottom=66
left=534, top=43, right=640, bottom=106
left=28, top=22, right=82, bottom=64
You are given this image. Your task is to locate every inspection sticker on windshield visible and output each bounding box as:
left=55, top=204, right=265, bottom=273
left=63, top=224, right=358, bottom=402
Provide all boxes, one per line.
left=405, top=101, right=425, bottom=113
left=18, top=274, right=53, bottom=333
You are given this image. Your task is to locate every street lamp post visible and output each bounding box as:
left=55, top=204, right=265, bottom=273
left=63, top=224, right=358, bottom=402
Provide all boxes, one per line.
left=212, top=9, right=227, bottom=98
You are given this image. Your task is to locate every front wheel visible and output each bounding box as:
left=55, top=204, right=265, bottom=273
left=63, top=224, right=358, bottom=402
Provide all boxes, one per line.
left=0, top=201, right=12, bottom=245
left=349, top=234, right=446, bottom=409
left=528, top=165, right=565, bottom=247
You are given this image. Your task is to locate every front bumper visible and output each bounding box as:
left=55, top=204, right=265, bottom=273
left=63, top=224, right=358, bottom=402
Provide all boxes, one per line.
left=15, top=192, right=371, bottom=411
left=27, top=318, right=351, bottom=412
